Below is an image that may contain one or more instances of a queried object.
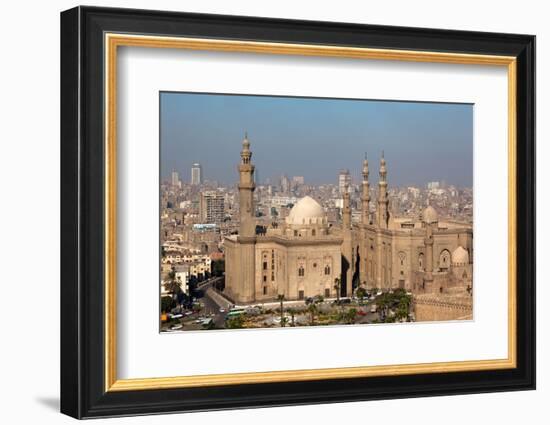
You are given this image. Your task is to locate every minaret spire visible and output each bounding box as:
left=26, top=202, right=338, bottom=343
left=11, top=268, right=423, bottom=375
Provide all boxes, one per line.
left=238, top=133, right=256, bottom=237
left=377, top=152, right=389, bottom=229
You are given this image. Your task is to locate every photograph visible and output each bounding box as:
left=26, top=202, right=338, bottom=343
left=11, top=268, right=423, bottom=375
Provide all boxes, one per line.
left=57, top=4, right=536, bottom=419
left=159, top=92, right=474, bottom=332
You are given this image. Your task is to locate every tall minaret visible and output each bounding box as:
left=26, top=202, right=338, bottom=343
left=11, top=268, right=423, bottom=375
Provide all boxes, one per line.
left=377, top=151, right=389, bottom=229
left=342, top=185, right=353, bottom=297
left=238, top=132, right=256, bottom=237
left=360, top=153, right=371, bottom=288
left=361, top=153, right=370, bottom=225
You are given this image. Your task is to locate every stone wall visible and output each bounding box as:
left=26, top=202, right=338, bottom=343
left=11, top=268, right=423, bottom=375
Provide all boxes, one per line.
left=413, top=295, right=473, bottom=322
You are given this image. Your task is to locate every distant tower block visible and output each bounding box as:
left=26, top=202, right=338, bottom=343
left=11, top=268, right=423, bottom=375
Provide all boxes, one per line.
left=338, top=169, right=351, bottom=194
left=361, top=153, right=370, bottom=225
left=191, top=163, right=202, bottom=185
left=171, top=170, right=180, bottom=187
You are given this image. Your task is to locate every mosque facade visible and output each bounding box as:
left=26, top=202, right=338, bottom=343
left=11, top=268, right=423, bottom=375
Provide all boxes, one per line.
left=224, top=135, right=473, bottom=315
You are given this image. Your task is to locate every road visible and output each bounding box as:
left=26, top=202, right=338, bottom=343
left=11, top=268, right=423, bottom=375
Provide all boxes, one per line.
left=196, top=278, right=229, bottom=328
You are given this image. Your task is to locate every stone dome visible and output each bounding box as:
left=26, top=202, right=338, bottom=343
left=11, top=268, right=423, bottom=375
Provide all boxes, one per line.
left=452, top=246, right=469, bottom=265
left=286, top=196, right=326, bottom=226
left=422, top=206, right=439, bottom=224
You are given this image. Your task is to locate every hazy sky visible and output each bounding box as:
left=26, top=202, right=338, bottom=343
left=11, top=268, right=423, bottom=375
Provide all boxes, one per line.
left=160, top=92, right=473, bottom=187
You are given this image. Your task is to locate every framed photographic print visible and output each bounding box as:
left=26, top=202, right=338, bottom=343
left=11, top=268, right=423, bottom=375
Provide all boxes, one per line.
left=60, top=6, right=535, bottom=419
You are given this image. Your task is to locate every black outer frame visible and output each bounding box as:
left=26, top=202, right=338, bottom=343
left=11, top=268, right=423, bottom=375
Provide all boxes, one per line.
left=60, top=6, right=535, bottom=419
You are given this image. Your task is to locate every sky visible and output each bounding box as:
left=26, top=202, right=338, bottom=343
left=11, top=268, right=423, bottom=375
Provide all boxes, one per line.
left=160, top=92, right=473, bottom=187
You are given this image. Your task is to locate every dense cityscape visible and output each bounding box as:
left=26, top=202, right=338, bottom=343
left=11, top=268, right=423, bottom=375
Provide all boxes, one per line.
left=160, top=151, right=473, bottom=332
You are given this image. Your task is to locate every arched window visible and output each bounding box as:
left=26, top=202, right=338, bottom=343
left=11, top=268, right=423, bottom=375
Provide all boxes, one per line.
left=324, top=265, right=331, bottom=275
left=418, top=253, right=424, bottom=271
left=298, top=266, right=305, bottom=277
left=439, top=250, right=451, bottom=271
left=398, top=252, right=406, bottom=266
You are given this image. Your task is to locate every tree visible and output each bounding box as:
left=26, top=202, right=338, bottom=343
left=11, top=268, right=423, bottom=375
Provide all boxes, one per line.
left=277, top=294, right=285, bottom=327
left=346, top=308, right=358, bottom=324
left=226, top=315, right=244, bottom=329
left=287, top=308, right=296, bottom=327
left=164, top=270, right=183, bottom=304
left=356, top=287, right=367, bottom=305
left=305, top=295, right=324, bottom=325
left=187, top=275, right=198, bottom=304
left=395, top=292, right=411, bottom=321
left=307, top=303, right=318, bottom=325
left=211, top=259, right=225, bottom=277
left=161, top=296, right=175, bottom=313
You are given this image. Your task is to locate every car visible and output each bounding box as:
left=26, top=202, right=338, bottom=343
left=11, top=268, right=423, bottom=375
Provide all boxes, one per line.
left=219, top=308, right=226, bottom=313
left=170, top=324, right=183, bottom=330
left=169, top=313, right=183, bottom=319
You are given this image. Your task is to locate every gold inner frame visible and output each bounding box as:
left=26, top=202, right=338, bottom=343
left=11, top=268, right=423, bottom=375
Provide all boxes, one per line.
left=104, top=33, right=517, bottom=392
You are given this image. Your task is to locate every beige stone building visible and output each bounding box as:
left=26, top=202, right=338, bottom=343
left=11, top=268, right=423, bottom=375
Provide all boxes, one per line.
left=224, top=136, right=473, bottom=319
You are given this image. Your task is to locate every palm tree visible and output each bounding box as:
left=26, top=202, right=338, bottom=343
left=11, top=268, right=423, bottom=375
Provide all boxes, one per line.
left=277, top=294, right=285, bottom=327
left=307, top=303, right=317, bottom=325
left=287, top=308, right=296, bottom=327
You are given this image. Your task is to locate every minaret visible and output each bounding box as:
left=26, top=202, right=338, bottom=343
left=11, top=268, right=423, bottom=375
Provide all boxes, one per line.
left=377, top=151, right=389, bottom=229
left=361, top=153, right=370, bottom=225
left=360, top=153, right=371, bottom=288
left=238, top=132, right=256, bottom=237
left=232, top=132, right=257, bottom=304
left=342, top=184, right=353, bottom=297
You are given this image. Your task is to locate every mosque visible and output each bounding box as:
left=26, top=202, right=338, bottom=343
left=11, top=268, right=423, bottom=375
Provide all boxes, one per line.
left=224, top=135, right=473, bottom=313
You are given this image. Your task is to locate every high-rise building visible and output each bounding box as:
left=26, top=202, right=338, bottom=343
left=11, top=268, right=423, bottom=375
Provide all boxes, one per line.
left=338, top=169, right=351, bottom=194
left=191, top=163, right=202, bottom=185
left=292, top=176, right=304, bottom=185
left=280, top=174, right=290, bottom=193
left=291, top=176, right=304, bottom=191
left=199, top=191, right=225, bottom=223
left=171, top=170, right=180, bottom=187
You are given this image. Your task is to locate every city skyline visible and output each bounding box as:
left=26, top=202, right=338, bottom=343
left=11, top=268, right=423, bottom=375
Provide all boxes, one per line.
left=160, top=92, right=473, bottom=187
